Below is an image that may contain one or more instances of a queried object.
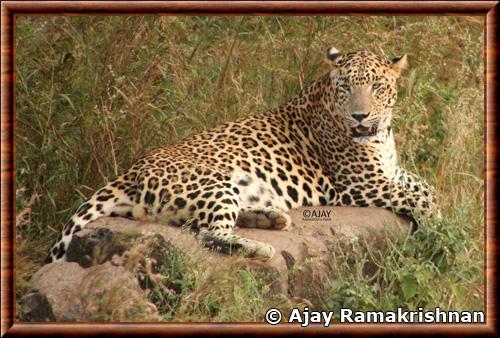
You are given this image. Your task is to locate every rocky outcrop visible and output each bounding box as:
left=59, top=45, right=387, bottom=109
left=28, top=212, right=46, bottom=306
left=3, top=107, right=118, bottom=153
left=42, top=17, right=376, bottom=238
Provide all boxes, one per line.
left=19, top=261, right=161, bottom=322
left=19, top=207, right=410, bottom=322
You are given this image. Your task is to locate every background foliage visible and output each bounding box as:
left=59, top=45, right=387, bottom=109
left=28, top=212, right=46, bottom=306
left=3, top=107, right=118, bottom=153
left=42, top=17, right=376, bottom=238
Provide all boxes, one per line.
left=15, top=16, right=484, bottom=320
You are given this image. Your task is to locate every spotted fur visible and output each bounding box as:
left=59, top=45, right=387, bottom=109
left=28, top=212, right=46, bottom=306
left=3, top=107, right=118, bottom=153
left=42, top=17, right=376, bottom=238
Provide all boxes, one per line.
left=47, top=48, right=439, bottom=263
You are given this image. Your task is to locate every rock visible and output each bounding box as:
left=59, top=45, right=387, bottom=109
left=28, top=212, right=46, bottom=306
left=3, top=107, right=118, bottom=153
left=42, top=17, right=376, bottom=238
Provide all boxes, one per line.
left=21, top=206, right=410, bottom=321
left=21, top=262, right=86, bottom=321
left=18, top=291, right=56, bottom=322
left=237, top=206, right=410, bottom=305
left=20, top=261, right=162, bottom=322
left=76, top=262, right=162, bottom=322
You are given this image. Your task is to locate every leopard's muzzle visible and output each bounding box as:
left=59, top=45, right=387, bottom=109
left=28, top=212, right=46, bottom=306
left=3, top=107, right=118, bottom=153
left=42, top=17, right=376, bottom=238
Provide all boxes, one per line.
left=351, top=125, right=378, bottom=137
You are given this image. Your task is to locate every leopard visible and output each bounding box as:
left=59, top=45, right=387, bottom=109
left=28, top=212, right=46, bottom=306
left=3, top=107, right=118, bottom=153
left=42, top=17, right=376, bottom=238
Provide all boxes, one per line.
left=46, top=47, right=439, bottom=263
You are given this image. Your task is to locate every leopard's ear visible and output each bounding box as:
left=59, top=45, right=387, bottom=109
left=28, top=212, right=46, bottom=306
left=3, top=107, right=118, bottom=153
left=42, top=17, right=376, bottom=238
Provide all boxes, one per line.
left=390, top=54, right=408, bottom=78
left=326, top=47, right=341, bottom=62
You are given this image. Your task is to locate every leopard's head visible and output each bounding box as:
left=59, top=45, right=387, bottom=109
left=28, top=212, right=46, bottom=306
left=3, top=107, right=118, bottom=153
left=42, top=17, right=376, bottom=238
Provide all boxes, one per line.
left=323, top=48, right=407, bottom=140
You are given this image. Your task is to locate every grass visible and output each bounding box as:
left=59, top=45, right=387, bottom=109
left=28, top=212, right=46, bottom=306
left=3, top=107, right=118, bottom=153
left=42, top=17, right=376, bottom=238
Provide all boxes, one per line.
left=15, top=16, right=484, bottom=320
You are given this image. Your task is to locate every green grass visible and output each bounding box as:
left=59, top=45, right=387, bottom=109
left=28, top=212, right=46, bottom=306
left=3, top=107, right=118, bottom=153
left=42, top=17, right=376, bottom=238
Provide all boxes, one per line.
left=15, top=16, right=484, bottom=320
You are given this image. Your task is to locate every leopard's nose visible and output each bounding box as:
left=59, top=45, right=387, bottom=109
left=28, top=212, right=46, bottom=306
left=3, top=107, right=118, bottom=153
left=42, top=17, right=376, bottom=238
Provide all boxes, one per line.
left=352, top=113, right=368, bottom=122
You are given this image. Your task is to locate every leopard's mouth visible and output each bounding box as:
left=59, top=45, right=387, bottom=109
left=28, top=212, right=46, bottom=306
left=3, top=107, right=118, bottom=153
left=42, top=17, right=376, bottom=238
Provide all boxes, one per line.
left=351, top=125, right=378, bottom=137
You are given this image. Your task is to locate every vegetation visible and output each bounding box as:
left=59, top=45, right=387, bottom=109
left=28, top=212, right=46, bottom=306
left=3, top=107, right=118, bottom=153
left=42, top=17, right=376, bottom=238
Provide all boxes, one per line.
left=15, top=16, right=484, bottom=320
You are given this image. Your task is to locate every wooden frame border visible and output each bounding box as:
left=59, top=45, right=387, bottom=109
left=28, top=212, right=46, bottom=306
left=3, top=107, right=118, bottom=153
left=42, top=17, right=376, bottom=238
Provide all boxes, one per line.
left=1, top=1, right=497, bottom=336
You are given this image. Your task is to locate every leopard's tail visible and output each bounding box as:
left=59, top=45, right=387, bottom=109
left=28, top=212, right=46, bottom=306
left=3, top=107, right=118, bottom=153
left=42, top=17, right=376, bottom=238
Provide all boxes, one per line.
left=46, top=170, right=138, bottom=263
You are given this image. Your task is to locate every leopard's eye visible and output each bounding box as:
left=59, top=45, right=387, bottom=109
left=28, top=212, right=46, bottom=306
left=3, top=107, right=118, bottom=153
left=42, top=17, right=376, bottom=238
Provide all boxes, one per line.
left=339, top=84, right=351, bottom=92
left=371, top=82, right=383, bottom=91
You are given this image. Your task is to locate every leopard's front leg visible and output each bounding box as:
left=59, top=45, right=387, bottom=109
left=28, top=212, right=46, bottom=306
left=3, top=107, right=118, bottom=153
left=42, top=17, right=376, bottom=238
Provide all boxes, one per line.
left=391, top=167, right=440, bottom=219
left=338, top=166, right=440, bottom=221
